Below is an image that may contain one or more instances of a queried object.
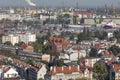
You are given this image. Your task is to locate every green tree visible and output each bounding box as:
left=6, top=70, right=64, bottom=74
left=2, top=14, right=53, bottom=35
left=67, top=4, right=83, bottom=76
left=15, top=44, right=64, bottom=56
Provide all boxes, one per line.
left=69, top=34, right=74, bottom=40
left=4, top=41, right=12, bottom=45
left=75, top=77, right=87, bottom=80
left=39, top=78, right=44, bottom=80
left=15, top=42, right=24, bottom=46
left=114, top=30, right=120, bottom=39
left=93, top=61, right=108, bottom=80
left=94, top=31, right=107, bottom=40
left=57, top=59, right=64, bottom=66
left=108, top=45, right=120, bottom=56
left=57, top=14, right=71, bottom=25
left=25, top=58, right=34, bottom=65
left=33, top=42, right=43, bottom=52
left=42, top=42, right=52, bottom=53
left=77, top=27, right=93, bottom=42
left=89, top=47, right=98, bottom=57
left=48, top=51, right=60, bottom=57
left=0, top=50, right=20, bottom=59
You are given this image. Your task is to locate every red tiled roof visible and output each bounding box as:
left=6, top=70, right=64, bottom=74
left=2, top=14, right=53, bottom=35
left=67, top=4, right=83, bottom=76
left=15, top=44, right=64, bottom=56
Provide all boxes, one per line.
left=50, top=36, right=70, bottom=48
left=4, top=67, right=11, bottom=73
left=50, top=66, right=82, bottom=75
left=0, top=66, right=2, bottom=69
left=21, top=43, right=27, bottom=49
left=113, top=64, right=120, bottom=72
left=29, top=62, right=45, bottom=72
left=12, top=59, right=29, bottom=68
left=0, top=55, right=7, bottom=60
left=79, top=57, right=85, bottom=63
left=102, top=51, right=111, bottom=57
left=50, top=36, right=64, bottom=42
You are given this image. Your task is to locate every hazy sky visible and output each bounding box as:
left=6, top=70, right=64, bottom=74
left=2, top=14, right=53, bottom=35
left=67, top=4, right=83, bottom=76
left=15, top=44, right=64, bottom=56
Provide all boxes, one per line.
left=0, top=0, right=119, bottom=8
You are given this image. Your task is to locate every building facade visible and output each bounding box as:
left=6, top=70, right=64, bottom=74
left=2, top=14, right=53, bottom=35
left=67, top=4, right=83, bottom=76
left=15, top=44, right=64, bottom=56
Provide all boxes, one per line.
left=2, top=34, right=19, bottom=45
left=18, top=32, right=36, bottom=43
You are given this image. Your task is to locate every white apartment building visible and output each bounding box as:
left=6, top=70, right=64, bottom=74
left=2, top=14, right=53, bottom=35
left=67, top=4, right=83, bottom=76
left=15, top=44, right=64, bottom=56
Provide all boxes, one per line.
left=2, top=32, right=36, bottom=45
left=18, top=32, right=36, bottom=43
left=0, top=13, right=21, bottom=21
left=2, top=34, right=19, bottom=45
left=40, top=14, right=57, bottom=21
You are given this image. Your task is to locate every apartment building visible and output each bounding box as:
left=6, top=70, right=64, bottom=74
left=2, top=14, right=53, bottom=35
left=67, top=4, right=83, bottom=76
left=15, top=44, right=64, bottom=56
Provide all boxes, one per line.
left=48, top=65, right=92, bottom=80
left=2, top=34, right=19, bottom=45
left=18, top=32, right=36, bottom=43
left=2, top=32, right=36, bottom=45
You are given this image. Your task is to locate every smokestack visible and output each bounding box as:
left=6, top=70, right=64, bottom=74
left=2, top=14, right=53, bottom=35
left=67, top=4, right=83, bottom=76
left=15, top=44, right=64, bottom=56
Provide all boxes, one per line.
left=62, top=66, right=64, bottom=71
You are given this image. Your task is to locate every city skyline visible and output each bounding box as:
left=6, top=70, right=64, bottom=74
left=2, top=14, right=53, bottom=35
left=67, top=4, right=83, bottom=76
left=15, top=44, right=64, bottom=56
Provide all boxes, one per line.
left=0, top=0, right=119, bottom=8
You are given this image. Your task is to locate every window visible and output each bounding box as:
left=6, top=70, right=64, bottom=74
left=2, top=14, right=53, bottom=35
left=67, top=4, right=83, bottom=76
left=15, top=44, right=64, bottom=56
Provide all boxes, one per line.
left=7, top=74, right=9, bottom=78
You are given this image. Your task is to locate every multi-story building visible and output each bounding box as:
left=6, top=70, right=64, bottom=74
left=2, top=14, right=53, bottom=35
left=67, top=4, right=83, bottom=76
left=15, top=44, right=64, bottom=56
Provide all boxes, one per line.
left=48, top=65, right=92, bottom=80
left=65, top=44, right=86, bottom=61
left=2, top=32, right=36, bottom=45
left=18, top=32, right=36, bottom=43
left=2, top=34, right=19, bottom=45
left=0, top=13, right=21, bottom=21
left=10, top=59, right=47, bottom=80
left=39, top=13, right=57, bottom=21
left=28, top=63, right=47, bottom=80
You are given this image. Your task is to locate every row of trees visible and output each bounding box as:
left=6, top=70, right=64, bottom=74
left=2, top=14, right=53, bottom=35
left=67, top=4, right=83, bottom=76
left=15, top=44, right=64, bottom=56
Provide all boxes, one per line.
left=93, top=61, right=108, bottom=80
left=108, top=45, right=120, bottom=56
left=77, top=27, right=93, bottom=42
left=89, top=45, right=120, bottom=58
left=77, top=27, right=108, bottom=43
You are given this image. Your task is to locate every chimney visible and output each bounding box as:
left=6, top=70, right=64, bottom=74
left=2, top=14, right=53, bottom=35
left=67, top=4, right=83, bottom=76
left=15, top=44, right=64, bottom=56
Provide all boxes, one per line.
left=62, top=66, right=64, bottom=71
left=69, top=66, right=71, bottom=70
left=54, top=66, right=56, bottom=72
left=77, top=65, right=80, bottom=71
